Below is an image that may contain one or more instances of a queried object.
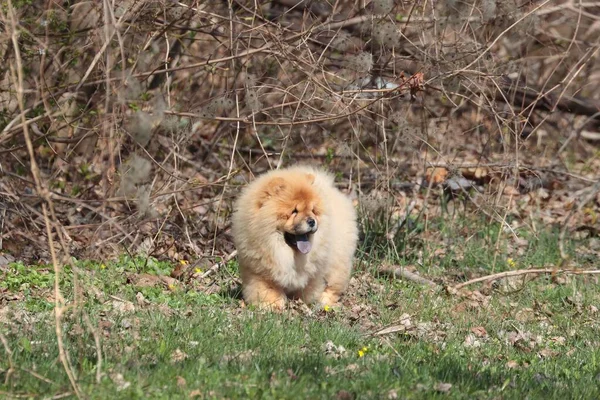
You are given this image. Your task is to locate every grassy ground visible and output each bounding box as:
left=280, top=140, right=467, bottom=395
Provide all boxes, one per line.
left=1, top=218, right=599, bottom=399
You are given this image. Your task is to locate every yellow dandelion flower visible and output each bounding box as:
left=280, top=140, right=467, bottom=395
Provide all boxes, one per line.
left=358, top=346, right=369, bottom=357
left=180, top=260, right=189, bottom=265
left=194, top=268, right=203, bottom=274
left=507, top=258, right=516, bottom=268
left=100, top=264, right=107, bottom=270
left=168, top=284, right=176, bottom=290
left=323, top=305, right=331, bottom=312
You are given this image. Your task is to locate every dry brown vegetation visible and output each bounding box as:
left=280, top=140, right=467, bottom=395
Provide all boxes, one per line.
left=0, top=0, right=599, bottom=265
left=1, top=1, right=600, bottom=397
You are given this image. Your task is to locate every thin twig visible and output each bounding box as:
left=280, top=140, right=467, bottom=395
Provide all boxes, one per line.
left=453, top=268, right=600, bottom=290
left=0, top=333, right=15, bottom=385
left=380, top=265, right=439, bottom=288
left=82, top=312, right=103, bottom=384
left=196, top=250, right=238, bottom=280
left=20, top=368, right=55, bottom=385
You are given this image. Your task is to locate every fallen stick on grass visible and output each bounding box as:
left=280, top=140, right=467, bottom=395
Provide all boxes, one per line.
left=196, top=250, right=238, bottom=279
left=380, top=266, right=439, bottom=288
left=453, top=268, right=600, bottom=290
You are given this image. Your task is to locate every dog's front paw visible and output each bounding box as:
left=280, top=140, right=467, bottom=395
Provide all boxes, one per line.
left=318, top=290, right=341, bottom=308
left=254, top=297, right=286, bottom=312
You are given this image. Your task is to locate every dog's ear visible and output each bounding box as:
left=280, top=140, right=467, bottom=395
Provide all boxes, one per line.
left=257, top=177, right=286, bottom=208
left=266, top=177, right=286, bottom=195
left=305, top=173, right=315, bottom=184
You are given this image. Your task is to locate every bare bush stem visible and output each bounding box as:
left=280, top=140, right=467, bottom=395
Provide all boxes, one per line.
left=6, top=1, right=81, bottom=397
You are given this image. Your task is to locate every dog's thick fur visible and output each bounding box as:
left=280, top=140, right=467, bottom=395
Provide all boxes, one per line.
left=231, top=166, right=358, bottom=309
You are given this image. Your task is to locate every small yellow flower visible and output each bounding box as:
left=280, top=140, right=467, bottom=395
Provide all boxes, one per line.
left=180, top=260, right=189, bottom=265
left=100, top=264, right=107, bottom=270
left=323, top=305, right=331, bottom=312
left=357, top=346, right=369, bottom=357
left=168, top=284, right=176, bottom=290
left=194, top=268, right=203, bottom=274
left=507, top=258, right=516, bottom=268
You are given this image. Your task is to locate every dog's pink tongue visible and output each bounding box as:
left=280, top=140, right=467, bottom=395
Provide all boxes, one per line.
left=296, top=236, right=312, bottom=254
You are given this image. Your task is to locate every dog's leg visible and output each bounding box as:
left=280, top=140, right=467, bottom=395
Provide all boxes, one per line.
left=242, top=272, right=287, bottom=310
left=319, top=261, right=352, bottom=306
left=298, top=276, right=327, bottom=305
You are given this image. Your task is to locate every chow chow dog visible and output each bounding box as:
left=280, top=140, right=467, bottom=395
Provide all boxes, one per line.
left=231, top=166, right=358, bottom=310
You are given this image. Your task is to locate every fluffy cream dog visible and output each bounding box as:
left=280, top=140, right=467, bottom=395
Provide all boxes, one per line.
left=231, top=166, right=358, bottom=310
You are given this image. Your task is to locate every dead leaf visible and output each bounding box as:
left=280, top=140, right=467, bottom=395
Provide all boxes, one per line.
left=463, top=334, right=481, bottom=348
left=69, top=323, right=84, bottom=336
left=170, top=263, right=187, bottom=279
left=170, top=348, right=188, bottom=364
left=446, top=285, right=459, bottom=296
left=515, top=308, right=535, bottom=322
left=220, top=350, right=255, bottom=365
left=346, top=364, right=359, bottom=372
left=425, top=167, right=448, bottom=184
left=269, top=372, right=279, bottom=387
left=135, top=292, right=148, bottom=306
left=158, top=303, right=174, bottom=317
left=111, top=299, right=135, bottom=314
left=98, top=319, right=111, bottom=329
left=433, top=382, right=452, bottom=393
left=503, top=185, right=521, bottom=196
left=549, top=336, right=566, bottom=345
left=127, top=273, right=178, bottom=289
left=506, top=360, right=519, bottom=369
left=335, top=390, right=355, bottom=400
left=323, top=340, right=347, bottom=358
left=462, top=166, right=490, bottom=180
left=127, top=273, right=162, bottom=288
left=110, top=373, right=131, bottom=391
left=286, top=369, right=298, bottom=380
left=502, top=330, right=542, bottom=351
left=471, top=326, right=488, bottom=337
left=539, top=348, right=559, bottom=358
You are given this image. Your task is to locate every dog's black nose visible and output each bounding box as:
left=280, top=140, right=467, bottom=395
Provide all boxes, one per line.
left=307, top=217, right=315, bottom=228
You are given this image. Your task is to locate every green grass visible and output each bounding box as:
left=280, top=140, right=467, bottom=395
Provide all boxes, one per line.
left=1, top=219, right=599, bottom=399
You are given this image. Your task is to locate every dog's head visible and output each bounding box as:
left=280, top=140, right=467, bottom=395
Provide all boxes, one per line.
left=257, top=172, right=322, bottom=254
